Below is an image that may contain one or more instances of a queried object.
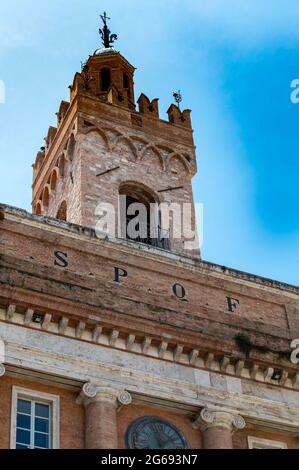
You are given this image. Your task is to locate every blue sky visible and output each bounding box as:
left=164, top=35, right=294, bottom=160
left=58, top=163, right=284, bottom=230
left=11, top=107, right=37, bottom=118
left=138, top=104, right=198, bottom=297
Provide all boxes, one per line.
left=0, top=0, right=298, bottom=286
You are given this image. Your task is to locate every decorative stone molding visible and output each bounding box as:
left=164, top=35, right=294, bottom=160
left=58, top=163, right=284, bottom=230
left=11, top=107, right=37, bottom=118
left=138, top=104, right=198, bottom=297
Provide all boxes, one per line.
left=82, top=382, right=98, bottom=399
left=0, top=363, right=5, bottom=377
left=193, top=407, right=246, bottom=432
left=118, top=390, right=133, bottom=406
left=76, top=382, right=132, bottom=408
left=1, top=303, right=298, bottom=391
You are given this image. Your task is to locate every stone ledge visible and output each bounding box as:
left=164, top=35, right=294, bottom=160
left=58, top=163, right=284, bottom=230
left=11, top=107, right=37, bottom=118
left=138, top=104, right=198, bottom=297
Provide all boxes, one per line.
left=1, top=304, right=298, bottom=391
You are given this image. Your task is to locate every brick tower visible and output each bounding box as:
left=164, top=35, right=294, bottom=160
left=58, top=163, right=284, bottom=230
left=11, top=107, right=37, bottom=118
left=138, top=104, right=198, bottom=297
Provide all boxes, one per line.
left=32, top=19, right=198, bottom=257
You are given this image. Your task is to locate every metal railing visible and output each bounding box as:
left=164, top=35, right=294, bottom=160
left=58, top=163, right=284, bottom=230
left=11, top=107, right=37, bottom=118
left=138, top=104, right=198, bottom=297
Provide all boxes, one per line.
left=125, top=221, right=170, bottom=251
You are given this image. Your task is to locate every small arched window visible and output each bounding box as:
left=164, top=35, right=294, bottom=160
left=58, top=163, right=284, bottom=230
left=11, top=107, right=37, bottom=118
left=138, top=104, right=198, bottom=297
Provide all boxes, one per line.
left=42, top=187, right=50, bottom=207
left=58, top=155, right=65, bottom=177
left=119, top=182, right=169, bottom=250
left=35, top=202, right=42, bottom=215
left=50, top=170, right=58, bottom=191
left=56, top=201, right=67, bottom=221
left=123, top=73, right=131, bottom=98
left=100, top=68, right=111, bottom=92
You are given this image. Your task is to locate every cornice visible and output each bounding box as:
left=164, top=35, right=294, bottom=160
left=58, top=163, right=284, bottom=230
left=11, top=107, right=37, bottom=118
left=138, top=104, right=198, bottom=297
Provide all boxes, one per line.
left=0, top=304, right=298, bottom=391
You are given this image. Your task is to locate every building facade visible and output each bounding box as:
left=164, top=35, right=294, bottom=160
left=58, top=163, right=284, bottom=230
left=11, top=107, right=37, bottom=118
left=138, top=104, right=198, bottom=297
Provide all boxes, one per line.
left=0, top=20, right=298, bottom=449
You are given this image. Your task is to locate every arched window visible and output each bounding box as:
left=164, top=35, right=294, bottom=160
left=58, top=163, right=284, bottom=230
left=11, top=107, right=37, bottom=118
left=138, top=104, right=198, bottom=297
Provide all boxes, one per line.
left=35, top=202, right=42, bottom=215
left=42, top=187, right=50, bottom=207
left=56, top=201, right=67, bottom=221
left=123, top=73, right=131, bottom=98
left=50, top=170, right=58, bottom=191
left=58, top=155, right=65, bottom=177
left=100, top=68, right=111, bottom=92
left=119, top=182, right=169, bottom=249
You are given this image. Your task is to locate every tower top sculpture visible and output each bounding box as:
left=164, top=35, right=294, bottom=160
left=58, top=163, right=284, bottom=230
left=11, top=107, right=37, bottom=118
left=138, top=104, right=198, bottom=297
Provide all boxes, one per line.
left=99, top=12, right=118, bottom=48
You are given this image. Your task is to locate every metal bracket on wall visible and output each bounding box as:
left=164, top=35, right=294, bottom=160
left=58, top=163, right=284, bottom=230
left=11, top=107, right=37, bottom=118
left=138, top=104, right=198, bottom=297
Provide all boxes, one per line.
left=96, top=166, right=120, bottom=177
left=158, top=186, right=184, bottom=193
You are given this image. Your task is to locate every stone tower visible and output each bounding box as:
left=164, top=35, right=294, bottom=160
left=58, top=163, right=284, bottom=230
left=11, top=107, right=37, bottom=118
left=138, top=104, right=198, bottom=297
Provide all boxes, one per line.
left=31, top=21, right=199, bottom=257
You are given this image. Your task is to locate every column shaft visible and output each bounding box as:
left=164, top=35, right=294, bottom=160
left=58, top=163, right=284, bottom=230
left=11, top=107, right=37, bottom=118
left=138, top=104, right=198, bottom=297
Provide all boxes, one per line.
left=85, top=399, right=118, bottom=449
left=202, top=426, right=233, bottom=449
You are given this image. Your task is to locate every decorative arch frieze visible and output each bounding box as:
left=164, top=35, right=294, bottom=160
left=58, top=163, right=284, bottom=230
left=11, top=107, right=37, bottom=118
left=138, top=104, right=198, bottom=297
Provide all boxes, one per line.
left=81, top=127, right=110, bottom=151
left=112, top=135, right=138, bottom=162
left=35, top=201, right=42, bottom=215
left=166, top=153, right=191, bottom=175
left=42, top=185, right=50, bottom=207
left=140, top=145, right=164, bottom=170
left=66, top=134, right=76, bottom=161
left=50, top=168, right=59, bottom=191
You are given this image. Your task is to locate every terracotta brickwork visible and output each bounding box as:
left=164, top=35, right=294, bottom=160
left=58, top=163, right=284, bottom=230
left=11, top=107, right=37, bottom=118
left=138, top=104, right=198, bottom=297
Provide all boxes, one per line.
left=0, top=376, right=84, bottom=449
left=1, top=210, right=297, bottom=338
left=233, top=429, right=299, bottom=450
left=0, top=375, right=297, bottom=449
left=31, top=50, right=198, bottom=258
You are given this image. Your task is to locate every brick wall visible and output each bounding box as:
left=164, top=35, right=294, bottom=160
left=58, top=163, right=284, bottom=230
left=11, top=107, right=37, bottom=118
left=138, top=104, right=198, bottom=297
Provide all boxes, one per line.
left=0, top=376, right=84, bottom=449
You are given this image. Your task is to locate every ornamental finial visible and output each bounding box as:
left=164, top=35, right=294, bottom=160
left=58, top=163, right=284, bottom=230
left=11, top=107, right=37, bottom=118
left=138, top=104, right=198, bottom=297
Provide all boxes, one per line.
left=99, top=12, right=118, bottom=48
left=173, top=90, right=182, bottom=109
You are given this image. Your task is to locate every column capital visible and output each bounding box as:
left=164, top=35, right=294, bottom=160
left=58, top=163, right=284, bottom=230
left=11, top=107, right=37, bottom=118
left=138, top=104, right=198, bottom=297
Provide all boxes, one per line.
left=76, top=382, right=132, bottom=407
left=0, top=363, right=5, bottom=377
left=193, top=407, right=246, bottom=432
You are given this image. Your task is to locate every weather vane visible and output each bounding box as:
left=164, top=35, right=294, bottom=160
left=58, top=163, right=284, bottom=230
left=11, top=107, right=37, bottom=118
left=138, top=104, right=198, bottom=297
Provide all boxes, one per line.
left=99, top=12, right=118, bottom=48
left=173, top=90, right=182, bottom=109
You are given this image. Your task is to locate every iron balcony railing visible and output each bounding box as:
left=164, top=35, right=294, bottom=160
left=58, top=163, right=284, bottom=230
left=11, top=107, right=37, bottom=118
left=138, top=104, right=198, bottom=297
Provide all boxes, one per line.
left=125, top=221, right=170, bottom=251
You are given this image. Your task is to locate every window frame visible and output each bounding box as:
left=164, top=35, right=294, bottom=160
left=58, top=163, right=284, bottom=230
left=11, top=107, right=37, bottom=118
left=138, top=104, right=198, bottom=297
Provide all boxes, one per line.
left=10, top=386, right=60, bottom=449
left=248, top=436, right=287, bottom=449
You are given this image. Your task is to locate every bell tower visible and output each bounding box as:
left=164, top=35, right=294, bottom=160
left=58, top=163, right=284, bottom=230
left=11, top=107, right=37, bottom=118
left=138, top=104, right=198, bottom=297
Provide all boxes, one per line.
left=32, top=14, right=199, bottom=257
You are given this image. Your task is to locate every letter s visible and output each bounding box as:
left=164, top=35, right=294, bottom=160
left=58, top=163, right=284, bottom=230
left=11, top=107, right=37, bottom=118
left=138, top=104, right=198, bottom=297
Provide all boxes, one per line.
left=54, top=250, right=68, bottom=268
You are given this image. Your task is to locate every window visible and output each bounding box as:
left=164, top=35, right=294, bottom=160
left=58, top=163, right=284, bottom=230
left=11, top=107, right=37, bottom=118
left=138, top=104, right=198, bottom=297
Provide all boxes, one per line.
left=11, top=387, right=60, bottom=449
left=100, top=68, right=111, bottom=92
left=35, top=202, right=42, bottom=215
left=119, top=183, right=170, bottom=250
left=42, top=186, right=50, bottom=207
left=248, top=436, right=287, bottom=449
left=123, top=73, right=131, bottom=98
left=50, top=170, right=58, bottom=191
left=56, top=200, right=67, bottom=221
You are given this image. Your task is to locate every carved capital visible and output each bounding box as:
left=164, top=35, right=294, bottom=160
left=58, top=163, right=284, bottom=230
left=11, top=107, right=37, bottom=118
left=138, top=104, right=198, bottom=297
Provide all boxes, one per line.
left=118, top=390, right=133, bottom=406
left=76, top=382, right=132, bottom=407
left=193, top=408, right=246, bottom=432
left=0, top=363, right=5, bottom=377
left=82, top=382, right=97, bottom=399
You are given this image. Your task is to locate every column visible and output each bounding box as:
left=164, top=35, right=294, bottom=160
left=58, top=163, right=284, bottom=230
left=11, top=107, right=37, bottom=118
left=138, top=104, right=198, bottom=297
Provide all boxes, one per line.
left=0, top=364, right=5, bottom=377
left=0, top=338, right=5, bottom=376
left=193, top=408, right=246, bottom=449
left=77, top=382, right=132, bottom=449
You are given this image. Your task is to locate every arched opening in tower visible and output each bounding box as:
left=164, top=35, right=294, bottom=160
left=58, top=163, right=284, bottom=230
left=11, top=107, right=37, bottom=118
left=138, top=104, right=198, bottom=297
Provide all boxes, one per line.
left=119, top=182, right=170, bottom=250
left=100, top=68, right=111, bottom=92
left=56, top=201, right=67, bottom=222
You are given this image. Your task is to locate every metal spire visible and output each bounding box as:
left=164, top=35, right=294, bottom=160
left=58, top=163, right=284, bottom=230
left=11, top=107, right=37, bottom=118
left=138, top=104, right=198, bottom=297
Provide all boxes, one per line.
left=99, top=12, right=118, bottom=48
